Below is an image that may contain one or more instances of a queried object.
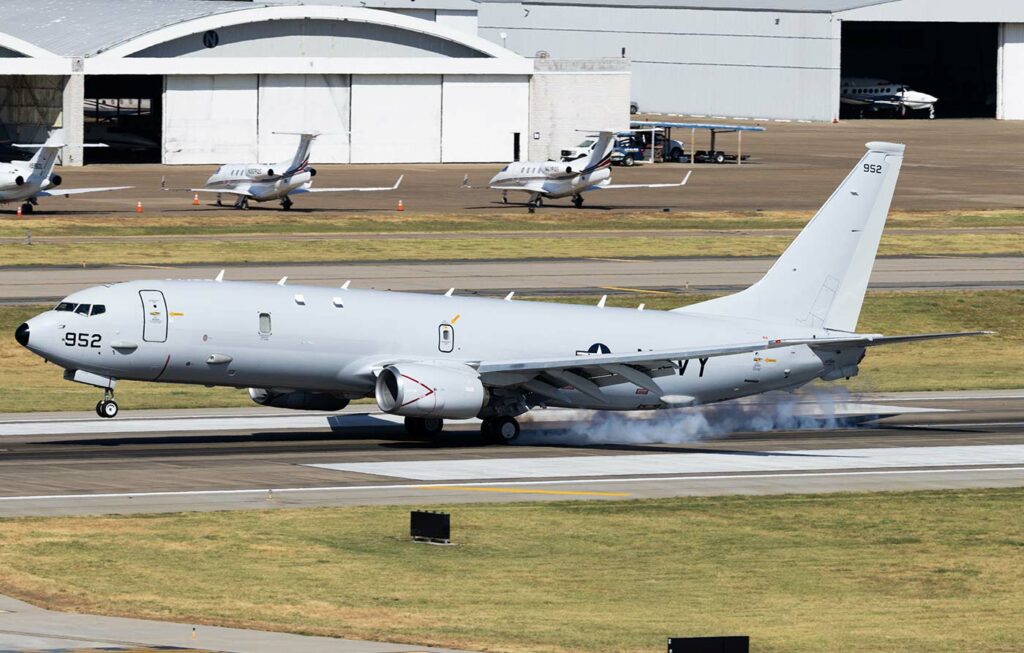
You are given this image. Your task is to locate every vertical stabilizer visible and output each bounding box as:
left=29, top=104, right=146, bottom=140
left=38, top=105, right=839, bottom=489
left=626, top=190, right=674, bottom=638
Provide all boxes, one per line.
left=575, top=130, right=615, bottom=173
left=677, top=142, right=905, bottom=332
left=24, top=129, right=64, bottom=179
left=279, top=133, right=318, bottom=176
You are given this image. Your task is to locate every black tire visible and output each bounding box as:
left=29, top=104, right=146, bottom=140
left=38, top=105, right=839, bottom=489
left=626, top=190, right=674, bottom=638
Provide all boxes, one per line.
left=714, top=152, right=726, bottom=164
left=670, top=148, right=683, bottom=162
left=572, top=195, right=584, bottom=209
left=99, top=400, right=118, bottom=419
left=21, top=203, right=33, bottom=215
left=404, top=416, right=443, bottom=437
left=491, top=416, right=520, bottom=444
left=623, top=155, right=635, bottom=167
left=95, top=401, right=105, bottom=417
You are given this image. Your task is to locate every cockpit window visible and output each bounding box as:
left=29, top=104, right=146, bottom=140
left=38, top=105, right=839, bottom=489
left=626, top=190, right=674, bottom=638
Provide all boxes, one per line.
left=75, top=304, right=91, bottom=315
left=500, top=165, right=509, bottom=172
left=91, top=304, right=106, bottom=316
left=55, top=302, right=76, bottom=312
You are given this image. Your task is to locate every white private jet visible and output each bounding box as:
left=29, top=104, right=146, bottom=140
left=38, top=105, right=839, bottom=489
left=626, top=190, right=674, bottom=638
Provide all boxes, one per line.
left=0, top=130, right=132, bottom=214
left=16, top=142, right=991, bottom=441
left=162, top=132, right=402, bottom=210
left=465, top=130, right=690, bottom=212
left=841, top=78, right=938, bottom=119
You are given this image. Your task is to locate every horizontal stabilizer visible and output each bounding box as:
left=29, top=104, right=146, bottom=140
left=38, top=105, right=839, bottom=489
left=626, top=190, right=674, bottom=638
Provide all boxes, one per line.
left=37, top=185, right=133, bottom=198
left=602, top=171, right=692, bottom=190
left=299, top=175, right=403, bottom=193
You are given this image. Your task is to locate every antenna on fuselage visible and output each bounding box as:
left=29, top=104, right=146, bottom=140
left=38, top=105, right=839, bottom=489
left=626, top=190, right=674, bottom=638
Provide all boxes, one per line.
left=214, top=269, right=225, bottom=282
left=341, top=280, right=351, bottom=290
left=444, top=288, right=455, bottom=297
left=504, top=291, right=515, bottom=301
left=277, top=276, right=288, bottom=286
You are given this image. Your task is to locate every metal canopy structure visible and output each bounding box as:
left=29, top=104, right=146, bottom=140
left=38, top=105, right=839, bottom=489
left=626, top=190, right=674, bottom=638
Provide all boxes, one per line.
left=630, top=121, right=766, bottom=164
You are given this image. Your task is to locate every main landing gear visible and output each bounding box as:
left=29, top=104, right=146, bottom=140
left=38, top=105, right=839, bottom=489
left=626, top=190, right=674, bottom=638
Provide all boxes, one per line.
left=95, top=389, right=118, bottom=419
left=216, top=193, right=223, bottom=207
left=404, top=416, right=444, bottom=437
left=501, top=190, right=508, bottom=204
left=481, top=416, right=520, bottom=444
left=20, top=198, right=37, bottom=214
left=572, top=194, right=584, bottom=209
left=527, top=194, right=544, bottom=213
left=280, top=196, right=293, bottom=211
left=233, top=196, right=250, bottom=210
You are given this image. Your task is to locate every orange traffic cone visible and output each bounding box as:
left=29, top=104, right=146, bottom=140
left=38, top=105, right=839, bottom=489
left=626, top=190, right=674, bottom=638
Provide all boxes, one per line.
left=396, top=199, right=404, bottom=212
left=136, top=201, right=143, bottom=214
left=192, top=193, right=200, bottom=206
left=16, top=206, right=22, bottom=217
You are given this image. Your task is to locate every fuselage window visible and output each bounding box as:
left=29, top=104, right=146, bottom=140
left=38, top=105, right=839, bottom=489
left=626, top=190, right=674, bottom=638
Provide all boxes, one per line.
left=75, top=304, right=91, bottom=315
left=91, top=305, right=106, bottom=316
left=258, top=312, right=272, bottom=335
left=55, top=302, right=76, bottom=312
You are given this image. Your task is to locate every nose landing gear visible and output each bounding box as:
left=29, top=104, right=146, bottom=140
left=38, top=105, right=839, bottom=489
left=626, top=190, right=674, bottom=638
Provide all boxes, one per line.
left=95, top=389, right=118, bottom=419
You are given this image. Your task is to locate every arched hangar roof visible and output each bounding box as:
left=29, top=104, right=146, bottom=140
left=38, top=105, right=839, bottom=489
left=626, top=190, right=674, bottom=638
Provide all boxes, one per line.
left=0, top=0, right=520, bottom=61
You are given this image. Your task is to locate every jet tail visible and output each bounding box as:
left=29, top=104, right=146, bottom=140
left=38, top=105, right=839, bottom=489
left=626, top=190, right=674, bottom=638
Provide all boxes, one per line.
left=574, top=130, right=616, bottom=174
left=677, top=142, right=905, bottom=332
left=15, top=129, right=65, bottom=178
left=275, top=132, right=318, bottom=176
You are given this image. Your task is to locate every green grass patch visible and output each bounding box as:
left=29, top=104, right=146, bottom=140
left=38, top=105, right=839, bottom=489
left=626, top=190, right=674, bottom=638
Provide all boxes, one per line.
left=1, top=290, right=1019, bottom=413
left=2, top=232, right=1021, bottom=267
left=3, top=209, right=1024, bottom=238
left=1, top=490, right=1022, bottom=652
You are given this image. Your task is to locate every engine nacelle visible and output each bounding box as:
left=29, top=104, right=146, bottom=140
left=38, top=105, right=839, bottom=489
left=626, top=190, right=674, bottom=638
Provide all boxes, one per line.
left=375, top=363, right=486, bottom=419
left=49, top=174, right=62, bottom=187
left=14, top=175, right=24, bottom=186
left=308, top=167, right=317, bottom=177
left=248, top=387, right=349, bottom=411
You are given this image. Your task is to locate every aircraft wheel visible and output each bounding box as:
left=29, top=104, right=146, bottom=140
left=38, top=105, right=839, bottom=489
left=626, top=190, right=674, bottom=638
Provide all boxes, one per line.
left=281, top=197, right=293, bottom=211
left=623, top=155, right=635, bottom=167
left=95, top=400, right=105, bottom=417
left=98, top=400, right=118, bottom=419
left=527, top=202, right=537, bottom=214
left=489, top=416, right=520, bottom=444
left=572, top=195, right=584, bottom=209
left=404, top=416, right=443, bottom=437
left=20, top=203, right=33, bottom=215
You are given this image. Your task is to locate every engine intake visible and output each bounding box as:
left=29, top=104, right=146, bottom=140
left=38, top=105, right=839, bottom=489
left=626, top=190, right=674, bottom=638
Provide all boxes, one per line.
left=14, top=175, right=24, bottom=186
left=49, top=174, right=62, bottom=187
left=375, top=363, right=486, bottom=419
left=248, top=387, right=349, bottom=411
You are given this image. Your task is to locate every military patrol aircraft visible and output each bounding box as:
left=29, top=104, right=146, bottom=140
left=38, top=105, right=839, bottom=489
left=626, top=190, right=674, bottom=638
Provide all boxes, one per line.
left=16, top=142, right=990, bottom=441
left=0, top=130, right=132, bottom=214
left=840, top=78, right=938, bottom=119
left=466, top=130, right=690, bottom=212
left=162, top=132, right=402, bottom=210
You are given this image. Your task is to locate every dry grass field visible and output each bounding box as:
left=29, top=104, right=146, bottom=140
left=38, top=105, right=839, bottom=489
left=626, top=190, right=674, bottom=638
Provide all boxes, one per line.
left=0, top=490, right=1021, bottom=653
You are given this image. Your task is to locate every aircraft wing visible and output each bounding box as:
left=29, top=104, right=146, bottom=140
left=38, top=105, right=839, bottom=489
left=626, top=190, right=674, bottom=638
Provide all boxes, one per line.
left=296, top=175, right=403, bottom=193
left=474, top=330, right=992, bottom=389
left=36, top=186, right=133, bottom=198
left=598, top=171, right=691, bottom=190
left=190, top=187, right=254, bottom=197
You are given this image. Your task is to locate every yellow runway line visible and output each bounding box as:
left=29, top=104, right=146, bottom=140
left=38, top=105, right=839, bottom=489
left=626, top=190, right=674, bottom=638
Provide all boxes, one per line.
left=423, top=486, right=630, bottom=497
left=599, top=286, right=676, bottom=295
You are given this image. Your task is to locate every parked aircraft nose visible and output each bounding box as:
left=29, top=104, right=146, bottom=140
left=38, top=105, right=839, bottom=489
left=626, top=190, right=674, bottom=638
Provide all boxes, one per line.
left=14, top=322, right=29, bottom=347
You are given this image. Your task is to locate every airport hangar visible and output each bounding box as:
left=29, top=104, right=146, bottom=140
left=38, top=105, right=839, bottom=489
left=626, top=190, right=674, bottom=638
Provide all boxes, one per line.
left=476, top=0, right=1024, bottom=122
left=0, top=0, right=628, bottom=167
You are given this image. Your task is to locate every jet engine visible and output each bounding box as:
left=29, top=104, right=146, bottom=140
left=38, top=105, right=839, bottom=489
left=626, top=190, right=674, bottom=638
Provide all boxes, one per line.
left=375, top=363, right=486, bottom=419
left=49, top=174, right=62, bottom=187
left=14, top=175, right=24, bottom=186
left=307, top=167, right=317, bottom=177
left=248, top=387, right=349, bottom=411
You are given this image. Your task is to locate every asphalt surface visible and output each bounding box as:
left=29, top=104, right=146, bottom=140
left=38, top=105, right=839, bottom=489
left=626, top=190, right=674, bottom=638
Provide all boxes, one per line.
left=3, top=255, right=1021, bottom=303
left=0, top=391, right=1020, bottom=517
left=2, top=119, right=1024, bottom=217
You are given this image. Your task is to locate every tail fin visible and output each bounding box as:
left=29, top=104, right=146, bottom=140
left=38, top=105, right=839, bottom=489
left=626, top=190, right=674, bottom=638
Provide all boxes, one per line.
left=275, top=132, right=318, bottom=175
left=677, top=141, right=905, bottom=332
left=16, top=129, right=64, bottom=178
left=575, top=130, right=616, bottom=174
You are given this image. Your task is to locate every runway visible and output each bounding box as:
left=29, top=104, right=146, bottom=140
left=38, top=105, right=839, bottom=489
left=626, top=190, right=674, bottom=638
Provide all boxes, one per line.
left=3, top=255, right=1021, bottom=303
left=0, top=391, right=1021, bottom=517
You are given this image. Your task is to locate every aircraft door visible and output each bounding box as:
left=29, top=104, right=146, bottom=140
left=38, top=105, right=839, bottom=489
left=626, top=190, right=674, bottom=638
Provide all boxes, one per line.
left=139, top=290, right=168, bottom=343
left=438, top=324, right=454, bottom=353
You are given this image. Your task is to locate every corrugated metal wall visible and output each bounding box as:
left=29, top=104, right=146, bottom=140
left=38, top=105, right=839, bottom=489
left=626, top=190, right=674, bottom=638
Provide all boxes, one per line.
left=257, top=74, right=351, bottom=163
left=163, top=75, right=258, bottom=164
left=479, top=3, right=839, bottom=121
left=441, top=74, right=529, bottom=162
left=998, top=23, right=1024, bottom=119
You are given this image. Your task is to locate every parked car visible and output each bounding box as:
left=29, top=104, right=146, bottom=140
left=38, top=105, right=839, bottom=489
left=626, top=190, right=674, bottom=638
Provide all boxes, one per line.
left=610, top=135, right=646, bottom=166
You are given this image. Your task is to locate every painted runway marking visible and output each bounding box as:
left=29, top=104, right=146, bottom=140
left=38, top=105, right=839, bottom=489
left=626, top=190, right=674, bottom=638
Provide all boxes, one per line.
left=0, top=466, right=1021, bottom=503
left=309, top=445, right=1024, bottom=481
left=425, top=486, right=631, bottom=497
left=598, top=286, right=676, bottom=295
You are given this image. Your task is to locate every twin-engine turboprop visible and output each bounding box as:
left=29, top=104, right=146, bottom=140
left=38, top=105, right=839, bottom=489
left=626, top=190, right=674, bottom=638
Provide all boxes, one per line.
left=164, top=132, right=402, bottom=210
left=0, top=129, right=132, bottom=214
left=16, top=142, right=990, bottom=440
left=841, top=78, right=938, bottom=119
left=468, top=130, right=690, bottom=212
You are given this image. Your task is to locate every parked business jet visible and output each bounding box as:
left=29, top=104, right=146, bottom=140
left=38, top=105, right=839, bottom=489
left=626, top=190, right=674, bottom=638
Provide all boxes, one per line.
left=16, top=142, right=990, bottom=441
left=0, top=130, right=131, bottom=214
left=466, top=130, right=690, bottom=212
left=163, top=132, right=402, bottom=210
left=840, top=78, right=938, bottom=118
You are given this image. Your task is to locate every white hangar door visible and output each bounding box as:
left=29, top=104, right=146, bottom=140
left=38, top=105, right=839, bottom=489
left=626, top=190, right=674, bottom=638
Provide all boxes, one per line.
left=441, top=75, right=529, bottom=162
left=350, top=75, right=441, bottom=163
left=163, top=75, right=257, bottom=164
left=258, top=75, right=351, bottom=164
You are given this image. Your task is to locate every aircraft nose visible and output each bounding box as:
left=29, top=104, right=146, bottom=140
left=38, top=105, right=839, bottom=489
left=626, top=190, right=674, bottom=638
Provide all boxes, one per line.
left=14, top=322, right=29, bottom=347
